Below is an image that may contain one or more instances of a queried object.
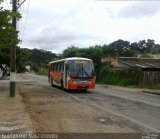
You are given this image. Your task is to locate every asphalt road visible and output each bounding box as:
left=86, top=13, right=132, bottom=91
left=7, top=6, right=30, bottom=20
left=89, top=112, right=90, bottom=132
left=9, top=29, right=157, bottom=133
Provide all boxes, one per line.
left=19, top=73, right=160, bottom=133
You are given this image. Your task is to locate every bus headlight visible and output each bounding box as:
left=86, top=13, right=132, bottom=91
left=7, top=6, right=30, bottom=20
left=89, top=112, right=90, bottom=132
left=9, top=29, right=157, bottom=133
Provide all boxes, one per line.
left=69, top=79, right=80, bottom=84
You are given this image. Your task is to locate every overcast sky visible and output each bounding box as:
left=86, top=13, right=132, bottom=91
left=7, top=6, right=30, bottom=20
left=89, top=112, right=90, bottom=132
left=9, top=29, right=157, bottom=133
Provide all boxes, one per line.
left=3, top=0, right=160, bottom=53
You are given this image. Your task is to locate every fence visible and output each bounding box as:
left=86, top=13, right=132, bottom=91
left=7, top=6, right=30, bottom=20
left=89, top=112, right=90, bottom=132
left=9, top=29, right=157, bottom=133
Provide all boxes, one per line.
left=139, top=68, right=160, bottom=89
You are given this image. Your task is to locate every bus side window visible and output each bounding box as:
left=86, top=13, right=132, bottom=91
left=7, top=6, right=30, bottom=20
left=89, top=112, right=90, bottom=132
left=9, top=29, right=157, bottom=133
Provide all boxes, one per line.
left=57, top=63, right=60, bottom=72
left=60, top=62, right=62, bottom=72
left=50, top=64, right=52, bottom=71
left=54, top=63, right=57, bottom=71
left=61, top=62, right=64, bottom=72
left=52, top=64, right=54, bottom=71
left=52, top=63, right=54, bottom=71
left=56, top=63, right=58, bottom=71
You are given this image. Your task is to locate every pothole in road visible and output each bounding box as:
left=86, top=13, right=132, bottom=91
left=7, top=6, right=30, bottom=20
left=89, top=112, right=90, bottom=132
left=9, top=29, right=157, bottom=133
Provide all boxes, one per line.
left=78, top=96, right=85, bottom=99
left=25, top=84, right=32, bottom=86
left=97, top=117, right=115, bottom=125
left=34, top=100, right=51, bottom=106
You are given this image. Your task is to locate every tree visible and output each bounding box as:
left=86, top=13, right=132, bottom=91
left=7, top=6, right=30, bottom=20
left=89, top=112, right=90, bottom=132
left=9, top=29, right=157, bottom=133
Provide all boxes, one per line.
left=151, top=44, right=160, bottom=54
left=0, top=0, right=21, bottom=66
left=146, top=39, right=155, bottom=53
left=102, top=44, right=117, bottom=56
left=109, top=39, right=130, bottom=56
left=62, top=46, right=79, bottom=58
left=16, top=47, right=32, bottom=72
left=23, top=48, right=58, bottom=72
left=87, top=45, right=103, bottom=65
left=130, top=42, right=139, bottom=52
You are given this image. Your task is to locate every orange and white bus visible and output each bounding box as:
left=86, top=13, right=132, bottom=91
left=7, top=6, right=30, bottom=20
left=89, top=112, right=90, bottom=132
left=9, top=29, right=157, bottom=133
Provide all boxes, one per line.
left=48, top=57, right=96, bottom=91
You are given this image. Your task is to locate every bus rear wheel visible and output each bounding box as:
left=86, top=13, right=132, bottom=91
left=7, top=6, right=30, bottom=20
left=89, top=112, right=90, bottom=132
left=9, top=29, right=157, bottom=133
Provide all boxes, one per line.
left=61, top=81, right=65, bottom=91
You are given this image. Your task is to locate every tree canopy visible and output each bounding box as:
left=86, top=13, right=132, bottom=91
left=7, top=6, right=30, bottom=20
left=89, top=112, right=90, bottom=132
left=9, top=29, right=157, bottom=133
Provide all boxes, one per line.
left=61, top=39, right=160, bottom=66
left=0, top=0, right=21, bottom=66
left=16, top=48, right=58, bottom=72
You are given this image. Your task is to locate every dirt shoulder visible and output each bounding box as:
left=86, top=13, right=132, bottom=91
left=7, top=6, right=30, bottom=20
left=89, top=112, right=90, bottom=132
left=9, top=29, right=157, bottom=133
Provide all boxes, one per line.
left=0, top=81, right=34, bottom=133
left=16, top=80, right=149, bottom=133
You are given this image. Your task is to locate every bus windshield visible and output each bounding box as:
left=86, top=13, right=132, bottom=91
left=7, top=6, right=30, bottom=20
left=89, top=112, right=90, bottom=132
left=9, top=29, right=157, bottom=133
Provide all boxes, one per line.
left=68, top=60, right=95, bottom=78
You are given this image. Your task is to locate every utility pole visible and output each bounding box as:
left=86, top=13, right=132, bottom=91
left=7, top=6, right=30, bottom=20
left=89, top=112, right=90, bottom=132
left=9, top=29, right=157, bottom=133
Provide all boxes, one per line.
left=10, top=0, right=26, bottom=97
left=10, top=0, right=17, bottom=97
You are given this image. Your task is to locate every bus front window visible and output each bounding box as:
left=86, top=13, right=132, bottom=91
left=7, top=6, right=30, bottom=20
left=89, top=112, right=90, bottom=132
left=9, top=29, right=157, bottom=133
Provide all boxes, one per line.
left=68, top=60, right=94, bottom=78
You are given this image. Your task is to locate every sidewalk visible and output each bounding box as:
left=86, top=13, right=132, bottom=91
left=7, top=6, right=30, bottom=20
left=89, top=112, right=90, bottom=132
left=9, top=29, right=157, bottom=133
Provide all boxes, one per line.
left=0, top=81, right=34, bottom=133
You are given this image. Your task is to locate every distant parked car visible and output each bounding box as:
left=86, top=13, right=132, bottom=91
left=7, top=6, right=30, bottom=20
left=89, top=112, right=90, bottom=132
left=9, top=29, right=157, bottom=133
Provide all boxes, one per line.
left=0, top=69, right=8, bottom=79
left=0, top=70, right=2, bottom=78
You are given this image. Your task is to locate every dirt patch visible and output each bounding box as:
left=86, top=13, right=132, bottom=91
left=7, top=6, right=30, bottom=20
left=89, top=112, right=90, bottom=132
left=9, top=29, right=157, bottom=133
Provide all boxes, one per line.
left=16, top=81, right=149, bottom=133
left=0, top=82, right=34, bottom=133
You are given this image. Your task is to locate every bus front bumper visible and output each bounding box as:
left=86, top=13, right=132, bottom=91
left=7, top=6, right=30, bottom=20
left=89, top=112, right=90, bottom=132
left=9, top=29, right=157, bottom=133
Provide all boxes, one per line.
left=68, top=82, right=95, bottom=90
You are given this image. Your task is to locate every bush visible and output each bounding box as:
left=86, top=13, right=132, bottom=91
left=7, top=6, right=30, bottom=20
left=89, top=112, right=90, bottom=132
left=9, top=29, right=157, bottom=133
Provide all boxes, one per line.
left=96, top=64, right=140, bottom=87
left=37, top=68, right=48, bottom=76
left=99, top=65, right=111, bottom=77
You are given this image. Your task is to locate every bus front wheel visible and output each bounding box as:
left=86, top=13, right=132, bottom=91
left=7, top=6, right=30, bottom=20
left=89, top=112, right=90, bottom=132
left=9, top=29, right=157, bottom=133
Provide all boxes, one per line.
left=51, top=78, right=54, bottom=87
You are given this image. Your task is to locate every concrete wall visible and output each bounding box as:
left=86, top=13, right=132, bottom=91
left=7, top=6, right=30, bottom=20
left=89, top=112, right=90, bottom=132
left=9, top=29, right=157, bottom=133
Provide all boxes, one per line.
left=101, top=56, right=118, bottom=66
left=138, top=54, right=160, bottom=59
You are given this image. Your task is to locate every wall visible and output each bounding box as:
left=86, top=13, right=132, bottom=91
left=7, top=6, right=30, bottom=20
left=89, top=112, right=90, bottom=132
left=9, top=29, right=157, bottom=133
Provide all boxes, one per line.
left=101, top=56, right=118, bottom=66
left=138, top=54, right=160, bottom=59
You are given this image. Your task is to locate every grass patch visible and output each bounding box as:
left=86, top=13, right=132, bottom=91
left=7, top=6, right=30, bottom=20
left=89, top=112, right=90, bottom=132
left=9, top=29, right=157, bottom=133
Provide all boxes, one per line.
left=97, top=76, right=137, bottom=87
left=37, top=68, right=48, bottom=76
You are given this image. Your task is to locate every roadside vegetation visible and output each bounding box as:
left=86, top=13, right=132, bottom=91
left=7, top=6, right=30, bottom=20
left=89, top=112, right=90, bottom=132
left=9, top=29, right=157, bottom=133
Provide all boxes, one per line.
left=96, top=64, right=140, bottom=87
left=37, top=68, right=48, bottom=76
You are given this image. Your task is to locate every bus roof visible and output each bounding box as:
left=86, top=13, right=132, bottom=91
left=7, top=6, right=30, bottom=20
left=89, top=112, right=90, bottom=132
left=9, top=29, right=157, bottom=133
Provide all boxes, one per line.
left=49, top=57, right=92, bottom=64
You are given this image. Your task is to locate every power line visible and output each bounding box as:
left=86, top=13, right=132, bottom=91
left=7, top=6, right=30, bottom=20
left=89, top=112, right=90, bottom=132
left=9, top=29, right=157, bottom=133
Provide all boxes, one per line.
left=17, top=0, right=26, bottom=9
left=21, top=0, right=30, bottom=40
left=5, top=0, right=10, bottom=10
left=17, top=1, right=22, bottom=31
left=17, top=0, right=25, bottom=38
